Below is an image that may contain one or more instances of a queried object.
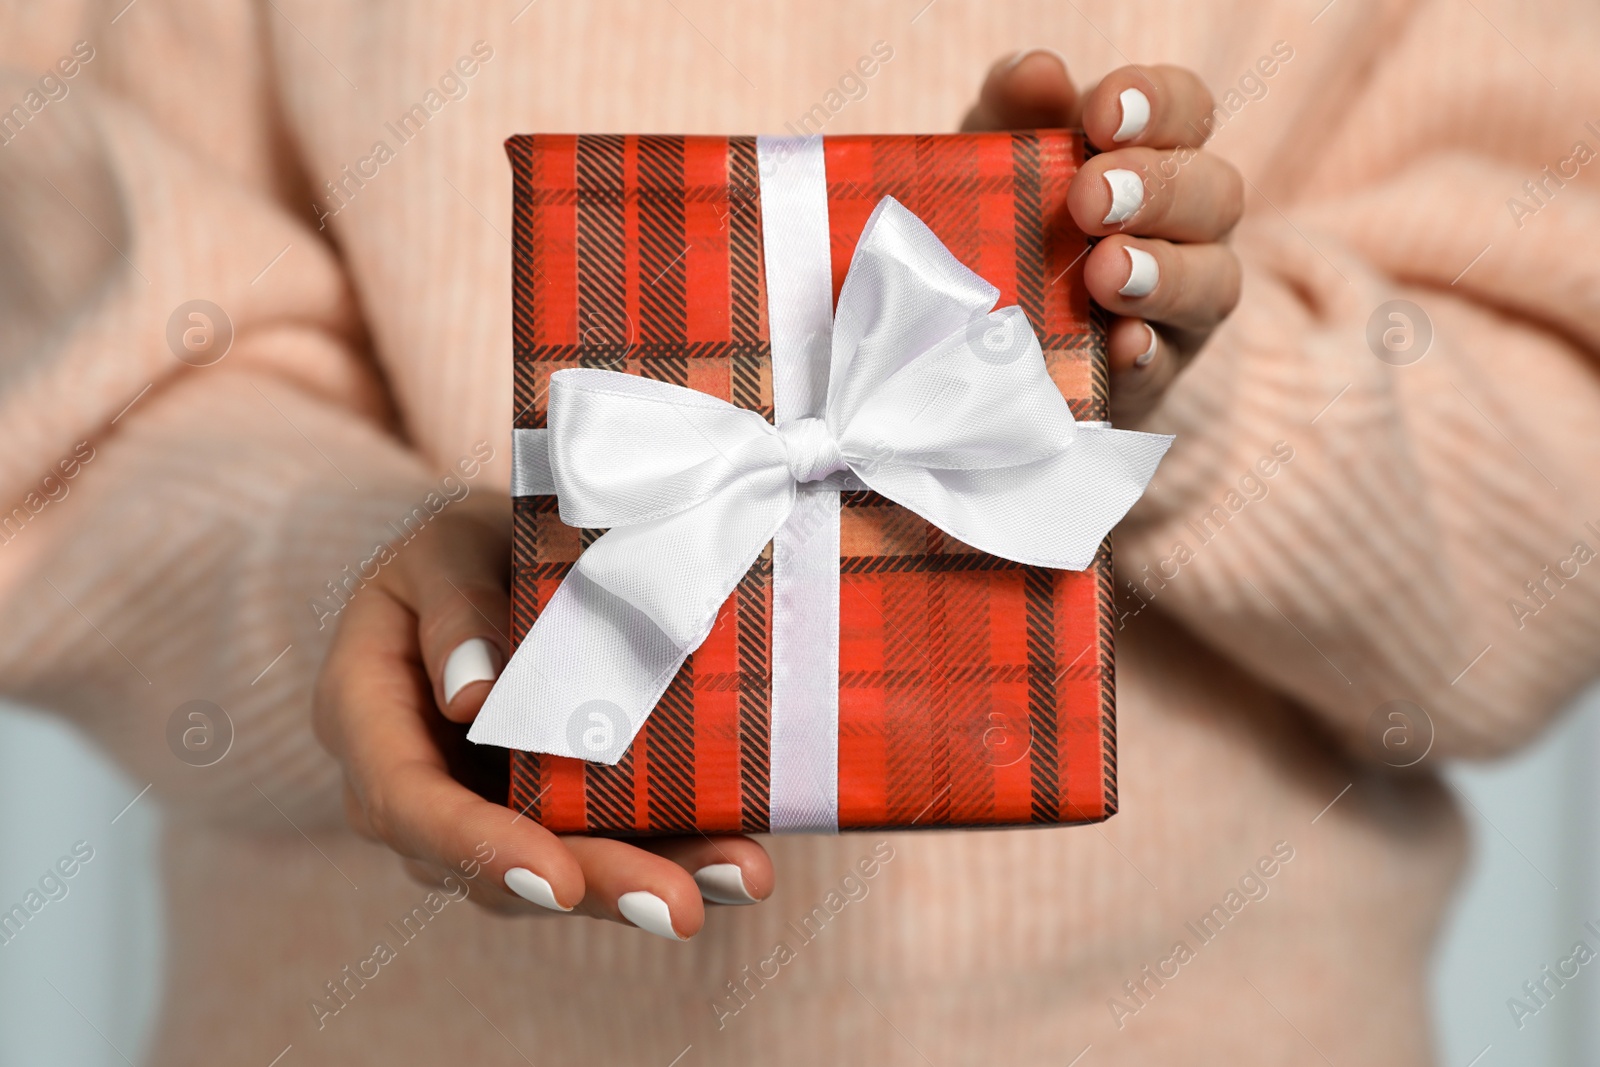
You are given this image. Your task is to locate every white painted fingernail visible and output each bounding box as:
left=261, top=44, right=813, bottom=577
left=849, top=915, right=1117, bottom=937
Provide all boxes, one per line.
left=1134, top=324, right=1158, bottom=367
left=1102, top=169, right=1145, bottom=225
left=443, top=638, right=499, bottom=704
left=693, top=864, right=758, bottom=905
left=1119, top=247, right=1159, bottom=298
left=505, top=868, right=570, bottom=912
left=618, top=891, right=687, bottom=940
left=1113, top=87, right=1151, bottom=142
left=1005, top=46, right=1068, bottom=71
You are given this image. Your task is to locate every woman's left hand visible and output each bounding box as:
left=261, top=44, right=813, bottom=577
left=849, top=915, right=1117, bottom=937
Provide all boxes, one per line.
left=963, top=51, right=1243, bottom=425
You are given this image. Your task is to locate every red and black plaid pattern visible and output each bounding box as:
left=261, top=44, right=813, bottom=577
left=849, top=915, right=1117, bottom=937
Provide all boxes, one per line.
left=505, top=132, right=1114, bottom=834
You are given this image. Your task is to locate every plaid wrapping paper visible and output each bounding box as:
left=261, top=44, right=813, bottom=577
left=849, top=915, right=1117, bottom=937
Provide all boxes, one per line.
left=505, top=131, right=1115, bottom=834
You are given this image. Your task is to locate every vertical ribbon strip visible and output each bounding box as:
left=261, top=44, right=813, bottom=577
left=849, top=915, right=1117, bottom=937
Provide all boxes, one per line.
left=757, top=135, right=841, bottom=833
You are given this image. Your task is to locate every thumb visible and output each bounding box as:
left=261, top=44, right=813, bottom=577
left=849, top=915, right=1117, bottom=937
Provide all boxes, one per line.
left=961, top=49, right=1082, bottom=132
left=389, top=494, right=514, bottom=724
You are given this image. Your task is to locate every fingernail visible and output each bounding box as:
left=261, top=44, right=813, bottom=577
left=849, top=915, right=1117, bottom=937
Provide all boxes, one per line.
left=693, top=863, right=758, bottom=905
left=618, top=891, right=687, bottom=940
left=1134, top=324, right=1158, bottom=367
left=443, top=638, right=499, bottom=704
left=504, top=867, right=571, bottom=912
left=1004, top=46, right=1068, bottom=72
left=1113, top=87, right=1151, bottom=142
left=1102, top=169, right=1144, bottom=225
left=1119, top=247, right=1159, bottom=298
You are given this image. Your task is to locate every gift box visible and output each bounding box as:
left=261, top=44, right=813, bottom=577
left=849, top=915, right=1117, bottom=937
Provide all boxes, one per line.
left=482, top=130, right=1157, bottom=835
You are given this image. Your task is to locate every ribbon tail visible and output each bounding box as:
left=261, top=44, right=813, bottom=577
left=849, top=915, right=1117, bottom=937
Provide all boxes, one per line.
left=470, top=467, right=797, bottom=762
left=467, top=566, right=692, bottom=763
left=1050, top=424, right=1175, bottom=563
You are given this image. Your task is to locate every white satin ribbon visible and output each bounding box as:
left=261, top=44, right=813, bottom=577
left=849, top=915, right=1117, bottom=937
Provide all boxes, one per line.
left=758, top=135, right=843, bottom=832
left=471, top=145, right=1173, bottom=835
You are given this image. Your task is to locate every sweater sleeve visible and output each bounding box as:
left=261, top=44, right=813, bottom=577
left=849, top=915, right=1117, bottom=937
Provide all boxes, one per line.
left=0, top=60, right=452, bottom=827
left=1117, top=37, right=1600, bottom=762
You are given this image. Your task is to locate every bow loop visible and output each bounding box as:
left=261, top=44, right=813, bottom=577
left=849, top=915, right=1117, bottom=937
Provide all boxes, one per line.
left=547, top=369, right=780, bottom=530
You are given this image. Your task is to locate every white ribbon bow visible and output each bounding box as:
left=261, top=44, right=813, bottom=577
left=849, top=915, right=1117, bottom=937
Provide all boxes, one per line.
left=469, top=196, right=1171, bottom=764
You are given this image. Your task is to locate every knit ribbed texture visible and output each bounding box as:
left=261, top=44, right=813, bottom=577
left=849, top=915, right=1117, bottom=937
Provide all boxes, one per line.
left=0, top=1, right=1596, bottom=1063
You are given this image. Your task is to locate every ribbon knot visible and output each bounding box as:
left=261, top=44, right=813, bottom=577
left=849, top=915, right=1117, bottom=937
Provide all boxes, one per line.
left=778, top=417, right=847, bottom=483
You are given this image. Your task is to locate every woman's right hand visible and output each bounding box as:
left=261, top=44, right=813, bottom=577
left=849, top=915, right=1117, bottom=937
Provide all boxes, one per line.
left=311, top=491, right=774, bottom=940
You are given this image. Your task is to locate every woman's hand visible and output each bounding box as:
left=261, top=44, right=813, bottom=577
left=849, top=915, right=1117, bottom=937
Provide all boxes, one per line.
left=963, top=51, right=1243, bottom=425
left=312, top=492, right=774, bottom=940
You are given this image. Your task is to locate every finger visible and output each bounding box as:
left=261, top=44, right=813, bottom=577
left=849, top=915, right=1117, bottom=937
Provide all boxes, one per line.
left=562, top=836, right=707, bottom=940
left=325, top=586, right=586, bottom=915
left=319, top=512, right=727, bottom=940
left=644, top=835, right=775, bottom=906
left=393, top=854, right=565, bottom=918
left=1079, top=64, right=1217, bottom=150
left=1108, top=316, right=1161, bottom=378
left=1107, top=317, right=1191, bottom=425
left=1084, top=236, right=1241, bottom=333
left=403, top=836, right=772, bottom=923
left=392, top=500, right=514, bottom=724
left=1068, top=148, right=1243, bottom=243
left=961, top=49, right=1081, bottom=132
left=371, top=757, right=592, bottom=913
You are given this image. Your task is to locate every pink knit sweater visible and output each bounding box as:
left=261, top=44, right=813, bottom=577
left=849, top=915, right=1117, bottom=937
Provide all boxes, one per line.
left=3, top=2, right=1599, bottom=1063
